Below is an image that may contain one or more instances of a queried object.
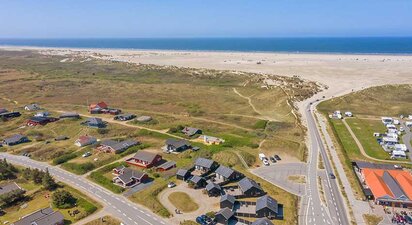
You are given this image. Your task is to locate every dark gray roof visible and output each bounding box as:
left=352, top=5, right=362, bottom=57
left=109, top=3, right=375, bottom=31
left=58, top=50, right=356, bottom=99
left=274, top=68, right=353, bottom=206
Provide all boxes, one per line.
left=195, top=157, right=216, bottom=169
left=132, top=151, right=159, bottom=163
left=0, top=182, right=22, bottom=196
left=176, top=169, right=189, bottom=177
left=354, top=161, right=398, bottom=170
left=190, top=175, right=205, bottom=184
left=256, top=195, right=278, bottom=214
left=13, top=207, right=64, bottom=225
left=215, top=165, right=235, bottom=178
left=4, top=134, right=27, bottom=144
left=166, top=138, right=190, bottom=149
left=24, top=104, right=39, bottom=110
left=216, top=207, right=234, bottom=220
left=182, top=127, right=201, bottom=136
left=157, top=161, right=176, bottom=170
left=251, top=218, right=274, bottom=225
left=117, top=168, right=146, bottom=183
left=382, top=171, right=407, bottom=199
left=101, top=139, right=138, bottom=151
left=86, top=117, right=104, bottom=124
left=220, top=194, right=236, bottom=204
left=206, top=182, right=221, bottom=192
left=238, top=177, right=263, bottom=193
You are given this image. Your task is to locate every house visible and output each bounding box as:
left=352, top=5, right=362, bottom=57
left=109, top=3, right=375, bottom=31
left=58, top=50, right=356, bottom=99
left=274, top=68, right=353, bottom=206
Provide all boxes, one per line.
left=96, top=139, right=139, bottom=154
left=215, top=165, right=243, bottom=183
left=194, top=157, right=219, bottom=173
left=0, top=111, right=21, bottom=119
left=182, top=127, right=202, bottom=137
left=74, top=135, right=97, bottom=147
left=88, top=101, right=108, bottom=113
left=361, top=168, right=412, bottom=207
left=54, top=136, right=69, bottom=141
left=3, top=134, right=29, bottom=146
left=59, top=112, right=80, bottom=119
left=156, top=161, right=176, bottom=172
left=13, top=207, right=64, bottom=225
left=215, top=208, right=235, bottom=225
left=24, top=103, right=40, bottom=111
left=198, top=135, right=225, bottom=145
left=114, top=113, right=136, bottom=121
left=395, top=144, right=408, bottom=152
left=220, top=194, right=236, bottom=209
left=386, top=124, right=398, bottom=133
left=176, top=169, right=191, bottom=181
left=238, top=177, right=265, bottom=197
left=251, top=218, right=274, bottom=225
left=256, top=195, right=280, bottom=219
left=112, top=167, right=148, bottom=188
left=391, top=150, right=407, bottom=159
left=126, top=151, right=162, bottom=168
left=81, top=117, right=107, bottom=128
left=136, top=116, right=152, bottom=122
left=26, top=116, right=59, bottom=126
left=0, top=182, right=24, bottom=197
left=163, top=138, right=191, bottom=153
left=189, top=175, right=207, bottom=189
left=205, top=181, right=222, bottom=197
left=34, top=111, right=50, bottom=117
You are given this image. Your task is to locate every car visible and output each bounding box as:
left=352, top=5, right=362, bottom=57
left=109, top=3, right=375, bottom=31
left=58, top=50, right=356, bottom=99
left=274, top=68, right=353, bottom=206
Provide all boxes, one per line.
left=196, top=216, right=205, bottom=224
left=269, top=157, right=276, bottom=163
left=82, top=152, right=92, bottom=158
left=167, top=182, right=176, bottom=188
left=274, top=155, right=281, bottom=160
left=263, top=159, right=270, bottom=166
left=394, top=165, right=402, bottom=169
left=329, top=173, right=336, bottom=179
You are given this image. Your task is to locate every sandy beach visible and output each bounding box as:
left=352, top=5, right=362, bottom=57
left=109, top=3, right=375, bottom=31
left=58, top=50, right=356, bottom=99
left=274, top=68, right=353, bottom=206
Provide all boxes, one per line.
left=2, top=45, right=412, bottom=101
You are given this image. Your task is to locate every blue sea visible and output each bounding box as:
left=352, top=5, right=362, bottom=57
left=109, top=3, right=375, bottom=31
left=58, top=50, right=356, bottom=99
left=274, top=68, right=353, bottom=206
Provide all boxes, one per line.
left=0, top=37, right=412, bottom=54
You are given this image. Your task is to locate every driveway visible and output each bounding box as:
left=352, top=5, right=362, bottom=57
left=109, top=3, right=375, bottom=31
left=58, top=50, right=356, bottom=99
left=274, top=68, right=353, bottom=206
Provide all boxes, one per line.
left=158, top=182, right=220, bottom=225
left=251, top=162, right=307, bottom=196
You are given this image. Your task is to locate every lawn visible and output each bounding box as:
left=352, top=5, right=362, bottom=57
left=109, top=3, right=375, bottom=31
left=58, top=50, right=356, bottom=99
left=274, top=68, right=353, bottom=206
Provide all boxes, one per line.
left=345, top=118, right=390, bottom=160
left=168, top=192, right=199, bottom=212
left=84, top=216, right=121, bottom=225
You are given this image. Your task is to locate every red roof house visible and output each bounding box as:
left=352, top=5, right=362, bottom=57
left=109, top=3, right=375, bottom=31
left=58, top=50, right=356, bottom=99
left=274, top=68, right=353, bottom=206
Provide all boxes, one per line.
left=126, top=151, right=162, bottom=168
left=88, top=102, right=108, bottom=112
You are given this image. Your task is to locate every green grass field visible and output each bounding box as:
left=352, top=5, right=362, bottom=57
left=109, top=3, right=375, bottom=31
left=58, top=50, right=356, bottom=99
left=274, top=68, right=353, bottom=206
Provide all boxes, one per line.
left=168, top=192, right=199, bottom=212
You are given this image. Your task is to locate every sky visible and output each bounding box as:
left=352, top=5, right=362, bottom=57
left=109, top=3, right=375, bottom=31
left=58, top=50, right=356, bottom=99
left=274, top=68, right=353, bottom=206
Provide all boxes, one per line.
left=0, top=0, right=412, bottom=38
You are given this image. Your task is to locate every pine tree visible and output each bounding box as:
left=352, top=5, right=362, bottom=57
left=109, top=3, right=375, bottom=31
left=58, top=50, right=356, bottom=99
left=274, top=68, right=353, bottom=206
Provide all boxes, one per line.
left=42, top=169, right=57, bottom=190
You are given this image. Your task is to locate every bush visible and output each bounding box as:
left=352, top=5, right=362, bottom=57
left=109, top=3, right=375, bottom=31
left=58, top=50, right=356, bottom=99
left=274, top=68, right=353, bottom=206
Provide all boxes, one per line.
left=52, top=190, right=77, bottom=209
left=62, top=162, right=95, bottom=175
left=253, top=120, right=268, bottom=130
left=97, top=128, right=109, bottom=134
left=52, top=153, right=77, bottom=165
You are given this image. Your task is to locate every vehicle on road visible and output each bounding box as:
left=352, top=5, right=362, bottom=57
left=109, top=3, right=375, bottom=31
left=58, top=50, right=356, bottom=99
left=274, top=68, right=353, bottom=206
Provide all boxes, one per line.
left=168, top=182, right=176, bottom=188
left=269, top=156, right=276, bottom=163
left=274, top=155, right=281, bottom=160
left=82, top=152, right=92, bottom=157
left=329, top=173, right=336, bottom=179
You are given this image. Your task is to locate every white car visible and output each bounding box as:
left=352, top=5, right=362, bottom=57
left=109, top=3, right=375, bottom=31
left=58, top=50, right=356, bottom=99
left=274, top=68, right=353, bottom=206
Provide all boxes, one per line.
left=167, top=182, right=176, bottom=188
left=263, top=159, right=270, bottom=166
left=82, top=152, right=92, bottom=157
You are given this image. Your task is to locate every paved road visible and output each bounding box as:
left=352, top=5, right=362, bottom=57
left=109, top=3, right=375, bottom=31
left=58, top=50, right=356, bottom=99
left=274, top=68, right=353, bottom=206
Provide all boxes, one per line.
left=300, top=102, right=349, bottom=225
left=401, top=121, right=412, bottom=160
left=0, top=153, right=167, bottom=225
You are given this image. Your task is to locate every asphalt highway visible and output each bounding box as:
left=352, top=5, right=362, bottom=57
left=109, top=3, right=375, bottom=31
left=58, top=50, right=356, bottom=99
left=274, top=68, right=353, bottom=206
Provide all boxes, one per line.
left=0, top=152, right=167, bottom=225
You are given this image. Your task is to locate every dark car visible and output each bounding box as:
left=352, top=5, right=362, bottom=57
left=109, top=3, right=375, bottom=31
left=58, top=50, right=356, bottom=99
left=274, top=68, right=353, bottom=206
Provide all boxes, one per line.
left=329, top=173, right=336, bottom=179
left=270, top=157, right=277, bottom=163
left=196, top=216, right=206, bottom=225
left=274, top=155, right=281, bottom=160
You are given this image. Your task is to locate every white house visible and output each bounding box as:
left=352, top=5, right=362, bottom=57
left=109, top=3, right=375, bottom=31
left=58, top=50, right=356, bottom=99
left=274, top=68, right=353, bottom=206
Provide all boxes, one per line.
left=386, top=124, right=397, bottom=133
left=406, top=122, right=412, bottom=127
left=395, top=144, right=408, bottom=152
left=391, top=150, right=407, bottom=159
left=385, top=133, right=398, bottom=140
left=381, top=117, right=393, bottom=125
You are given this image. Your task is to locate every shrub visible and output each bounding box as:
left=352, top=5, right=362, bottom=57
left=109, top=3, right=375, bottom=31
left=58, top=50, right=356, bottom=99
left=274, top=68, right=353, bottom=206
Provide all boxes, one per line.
left=253, top=120, right=268, bottom=130
left=52, top=190, right=77, bottom=209
left=52, top=152, right=77, bottom=165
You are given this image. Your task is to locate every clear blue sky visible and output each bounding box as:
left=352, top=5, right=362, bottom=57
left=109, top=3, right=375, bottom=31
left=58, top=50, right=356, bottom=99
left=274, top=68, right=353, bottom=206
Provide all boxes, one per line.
left=1, top=0, right=411, bottom=38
